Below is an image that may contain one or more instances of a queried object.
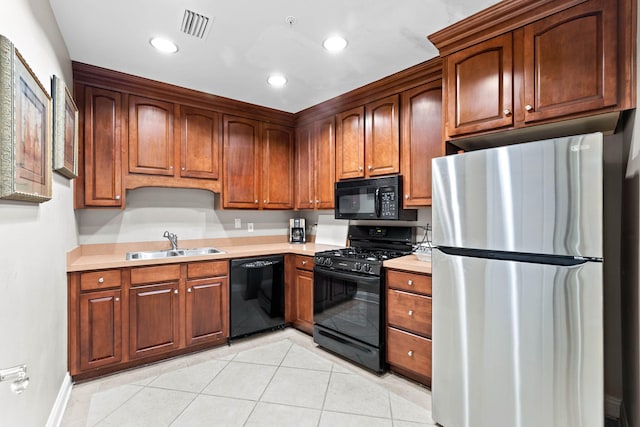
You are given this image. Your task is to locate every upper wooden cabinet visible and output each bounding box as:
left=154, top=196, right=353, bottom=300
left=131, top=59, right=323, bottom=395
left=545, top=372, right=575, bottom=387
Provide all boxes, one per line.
left=400, top=82, right=443, bottom=207
left=336, top=95, right=400, bottom=180
left=295, top=116, right=335, bottom=209
left=79, top=86, right=123, bottom=208
left=429, top=0, right=635, bottom=143
left=180, top=107, right=221, bottom=180
left=128, top=96, right=175, bottom=176
left=223, top=115, right=293, bottom=209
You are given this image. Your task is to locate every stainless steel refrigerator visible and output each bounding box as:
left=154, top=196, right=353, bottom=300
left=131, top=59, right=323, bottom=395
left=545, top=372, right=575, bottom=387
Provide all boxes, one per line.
left=431, top=133, right=604, bottom=427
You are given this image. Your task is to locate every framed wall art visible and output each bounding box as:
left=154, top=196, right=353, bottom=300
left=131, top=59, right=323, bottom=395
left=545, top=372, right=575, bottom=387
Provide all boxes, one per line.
left=0, top=35, right=52, bottom=203
left=52, top=75, right=78, bottom=178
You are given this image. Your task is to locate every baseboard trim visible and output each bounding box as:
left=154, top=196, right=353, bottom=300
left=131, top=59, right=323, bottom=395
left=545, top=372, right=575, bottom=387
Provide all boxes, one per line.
left=605, top=394, right=623, bottom=419
left=45, top=372, right=72, bottom=427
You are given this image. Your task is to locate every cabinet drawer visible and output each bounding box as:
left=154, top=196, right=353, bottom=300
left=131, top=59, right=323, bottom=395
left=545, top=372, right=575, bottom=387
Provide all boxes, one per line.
left=80, top=269, right=121, bottom=291
left=130, top=264, right=181, bottom=285
left=294, top=255, right=314, bottom=271
left=386, top=327, right=432, bottom=379
left=187, top=261, right=228, bottom=279
left=387, top=289, right=431, bottom=337
left=386, top=270, right=431, bottom=295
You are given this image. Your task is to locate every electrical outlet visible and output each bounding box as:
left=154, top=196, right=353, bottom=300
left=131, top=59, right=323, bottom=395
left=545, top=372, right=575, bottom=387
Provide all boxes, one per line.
left=234, top=218, right=241, bottom=229
left=248, top=223, right=254, bottom=232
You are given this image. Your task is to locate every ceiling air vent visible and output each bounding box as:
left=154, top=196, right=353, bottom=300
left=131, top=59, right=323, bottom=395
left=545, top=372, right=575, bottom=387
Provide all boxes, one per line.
left=180, top=9, right=213, bottom=39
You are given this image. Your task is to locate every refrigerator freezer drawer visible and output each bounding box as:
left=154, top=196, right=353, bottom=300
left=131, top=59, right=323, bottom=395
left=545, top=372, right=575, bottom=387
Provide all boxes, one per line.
left=432, top=249, right=603, bottom=427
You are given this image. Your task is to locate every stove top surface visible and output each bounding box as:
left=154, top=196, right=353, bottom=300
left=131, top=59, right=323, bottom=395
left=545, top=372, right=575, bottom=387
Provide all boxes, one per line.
left=318, top=247, right=411, bottom=262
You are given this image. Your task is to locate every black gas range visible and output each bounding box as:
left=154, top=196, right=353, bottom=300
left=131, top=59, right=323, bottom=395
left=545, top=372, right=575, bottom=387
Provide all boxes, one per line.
left=313, top=225, right=414, bottom=372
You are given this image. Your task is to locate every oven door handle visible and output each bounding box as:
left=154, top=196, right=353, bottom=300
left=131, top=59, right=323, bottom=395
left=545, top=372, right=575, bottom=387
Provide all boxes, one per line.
left=315, top=267, right=380, bottom=284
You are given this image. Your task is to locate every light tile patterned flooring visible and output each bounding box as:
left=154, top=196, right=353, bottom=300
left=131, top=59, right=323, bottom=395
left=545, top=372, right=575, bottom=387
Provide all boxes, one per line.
left=61, top=329, right=435, bottom=427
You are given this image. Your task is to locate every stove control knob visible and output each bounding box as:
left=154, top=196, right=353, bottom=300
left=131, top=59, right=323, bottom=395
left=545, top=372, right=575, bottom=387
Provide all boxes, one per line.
left=325, top=258, right=333, bottom=267
left=354, top=262, right=362, bottom=271
left=362, top=264, right=371, bottom=273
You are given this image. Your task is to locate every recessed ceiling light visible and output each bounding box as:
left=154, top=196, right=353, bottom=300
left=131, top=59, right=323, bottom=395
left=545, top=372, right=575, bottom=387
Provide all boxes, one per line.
left=267, top=74, right=287, bottom=87
left=150, top=37, right=178, bottom=54
left=323, top=35, right=347, bottom=52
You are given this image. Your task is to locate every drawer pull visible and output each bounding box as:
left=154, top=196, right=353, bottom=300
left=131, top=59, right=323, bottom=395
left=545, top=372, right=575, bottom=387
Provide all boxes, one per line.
left=302, top=261, right=307, bottom=265
left=408, top=350, right=414, bottom=357
left=98, top=277, right=105, bottom=284
left=407, top=310, right=414, bottom=317
left=407, top=279, right=413, bottom=286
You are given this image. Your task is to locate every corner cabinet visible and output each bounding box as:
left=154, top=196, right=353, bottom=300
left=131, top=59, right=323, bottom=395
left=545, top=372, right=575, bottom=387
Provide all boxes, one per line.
left=295, top=116, right=335, bottom=210
left=430, top=0, right=635, bottom=143
left=285, top=255, right=314, bottom=335
left=68, top=260, right=229, bottom=381
left=223, top=115, right=293, bottom=209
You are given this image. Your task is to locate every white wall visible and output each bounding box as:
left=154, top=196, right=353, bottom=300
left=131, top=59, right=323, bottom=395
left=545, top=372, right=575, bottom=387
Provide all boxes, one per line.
left=0, top=1, right=76, bottom=426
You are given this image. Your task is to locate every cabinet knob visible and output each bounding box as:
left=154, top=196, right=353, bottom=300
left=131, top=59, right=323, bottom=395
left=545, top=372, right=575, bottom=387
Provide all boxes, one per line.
left=115, top=195, right=121, bottom=201
left=309, top=200, right=313, bottom=204
left=358, top=166, right=363, bottom=172
left=255, top=200, right=258, bottom=204
left=98, top=277, right=104, bottom=283
left=407, top=279, right=413, bottom=286
left=115, top=297, right=120, bottom=302
left=174, top=289, right=178, bottom=294
left=187, top=287, right=192, bottom=293
left=525, top=104, right=533, bottom=111
left=302, top=260, right=307, bottom=265
left=408, top=310, right=414, bottom=317
left=264, top=199, right=267, bottom=203
left=503, top=109, right=512, bottom=117
left=407, top=350, right=414, bottom=357
left=316, top=199, right=320, bottom=204
left=405, top=194, right=409, bottom=200
left=169, top=165, right=173, bottom=169
left=181, top=167, right=186, bottom=171
left=368, top=165, right=373, bottom=171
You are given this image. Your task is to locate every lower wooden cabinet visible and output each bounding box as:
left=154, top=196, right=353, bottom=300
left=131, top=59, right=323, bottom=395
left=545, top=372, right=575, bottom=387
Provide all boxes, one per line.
left=69, top=260, right=229, bottom=380
left=386, top=269, right=432, bottom=386
left=285, top=255, right=314, bottom=334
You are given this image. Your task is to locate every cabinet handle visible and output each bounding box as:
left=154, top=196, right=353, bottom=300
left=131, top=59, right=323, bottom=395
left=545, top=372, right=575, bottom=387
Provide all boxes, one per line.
left=115, top=195, right=121, bottom=200
left=187, top=288, right=192, bottom=293
left=525, top=104, right=533, bottom=111
left=368, top=165, right=373, bottom=171
left=407, top=350, right=414, bottom=357
left=98, top=277, right=104, bottom=283
left=408, top=310, right=414, bottom=317
left=503, top=109, right=512, bottom=117
left=407, top=279, right=413, bottom=286
left=174, top=289, right=178, bottom=294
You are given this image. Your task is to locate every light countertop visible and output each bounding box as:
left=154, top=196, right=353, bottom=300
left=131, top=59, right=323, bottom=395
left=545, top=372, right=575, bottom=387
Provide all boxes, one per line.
left=383, top=254, right=432, bottom=275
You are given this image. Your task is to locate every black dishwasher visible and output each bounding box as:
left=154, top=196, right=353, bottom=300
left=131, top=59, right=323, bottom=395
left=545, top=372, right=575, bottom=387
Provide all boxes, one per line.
left=230, top=255, right=285, bottom=339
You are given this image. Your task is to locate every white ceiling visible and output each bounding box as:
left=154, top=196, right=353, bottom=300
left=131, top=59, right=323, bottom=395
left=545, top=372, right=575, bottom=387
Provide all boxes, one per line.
left=49, top=0, right=497, bottom=113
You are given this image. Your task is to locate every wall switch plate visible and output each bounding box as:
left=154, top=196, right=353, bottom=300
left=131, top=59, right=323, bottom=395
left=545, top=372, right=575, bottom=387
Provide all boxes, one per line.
left=248, top=223, right=254, bottom=232
left=234, top=218, right=241, bottom=229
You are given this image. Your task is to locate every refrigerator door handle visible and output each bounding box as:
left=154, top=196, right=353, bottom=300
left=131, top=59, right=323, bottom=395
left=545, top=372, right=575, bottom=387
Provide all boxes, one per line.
left=436, top=246, right=601, bottom=266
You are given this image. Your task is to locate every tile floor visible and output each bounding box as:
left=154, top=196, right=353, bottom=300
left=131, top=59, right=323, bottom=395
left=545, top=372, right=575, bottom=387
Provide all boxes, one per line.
left=61, top=328, right=435, bottom=427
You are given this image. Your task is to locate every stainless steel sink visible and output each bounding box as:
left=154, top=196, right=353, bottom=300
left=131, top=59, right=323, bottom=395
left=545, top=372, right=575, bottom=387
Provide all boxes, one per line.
left=126, top=247, right=224, bottom=260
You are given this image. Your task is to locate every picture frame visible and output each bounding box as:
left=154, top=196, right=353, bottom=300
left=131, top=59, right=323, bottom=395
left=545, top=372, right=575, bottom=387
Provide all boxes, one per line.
left=52, top=75, right=78, bottom=178
left=0, top=35, right=52, bottom=202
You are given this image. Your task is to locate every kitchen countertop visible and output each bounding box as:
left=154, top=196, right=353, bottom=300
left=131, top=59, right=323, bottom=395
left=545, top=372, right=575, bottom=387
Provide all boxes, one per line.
left=67, top=235, right=432, bottom=275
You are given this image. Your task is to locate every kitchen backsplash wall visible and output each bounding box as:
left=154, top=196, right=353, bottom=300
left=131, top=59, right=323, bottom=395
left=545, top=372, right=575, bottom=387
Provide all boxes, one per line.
left=76, top=187, right=432, bottom=245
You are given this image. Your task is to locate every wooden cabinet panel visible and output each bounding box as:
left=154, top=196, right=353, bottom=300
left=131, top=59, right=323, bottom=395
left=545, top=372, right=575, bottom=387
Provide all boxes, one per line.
left=387, top=289, right=432, bottom=337
left=186, top=276, right=228, bottom=346
left=187, top=260, right=228, bottom=279
left=79, top=289, right=122, bottom=370
left=129, top=282, right=181, bottom=359
left=445, top=33, right=514, bottom=137
left=83, top=87, right=122, bottom=207
left=386, top=269, right=432, bottom=295
left=80, top=269, right=121, bottom=291
left=386, top=327, right=432, bottom=383
left=128, top=96, right=175, bottom=176
left=180, top=106, right=220, bottom=179
left=295, top=124, right=314, bottom=209
left=262, top=123, right=294, bottom=209
left=336, top=106, right=365, bottom=180
left=314, top=116, right=336, bottom=209
left=130, top=264, right=181, bottom=285
left=401, top=83, right=442, bottom=207
left=365, top=95, right=399, bottom=177
left=294, top=255, right=314, bottom=271
left=522, top=0, right=618, bottom=123
left=223, top=115, right=261, bottom=208
left=294, top=269, right=314, bottom=335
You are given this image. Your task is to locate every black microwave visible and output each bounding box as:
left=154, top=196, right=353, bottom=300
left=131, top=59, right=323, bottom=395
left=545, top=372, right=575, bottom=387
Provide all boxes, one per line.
left=334, top=176, right=417, bottom=221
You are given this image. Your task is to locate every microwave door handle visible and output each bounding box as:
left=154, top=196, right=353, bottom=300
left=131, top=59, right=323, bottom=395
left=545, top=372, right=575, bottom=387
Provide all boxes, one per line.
left=375, top=188, right=381, bottom=217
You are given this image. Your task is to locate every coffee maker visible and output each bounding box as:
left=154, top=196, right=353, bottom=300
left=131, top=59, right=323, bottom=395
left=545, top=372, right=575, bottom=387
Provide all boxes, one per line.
left=289, top=218, right=306, bottom=243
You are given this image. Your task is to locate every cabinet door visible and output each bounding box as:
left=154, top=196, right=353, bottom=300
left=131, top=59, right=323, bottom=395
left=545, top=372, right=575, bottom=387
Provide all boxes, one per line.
left=401, top=83, right=442, bottom=207
left=295, top=124, right=315, bottom=209
left=445, top=33, right=513, bottom=137
left=294, top=269, right=314, bottom=334
left=365, top=95, right=399, bottom=177
left=223, top=115, right=261, bottom=208
left=262, top=123, right=294, bottom=209
left=128, top=96, right=175, bottom=176
left=336, top=106, right=365, bottom=180
left=83, top=87, right=122, bottom=207
left=129, top=282, right=180, bottom=359
left=180, top=106, right=220, bottom=179
left=314, top=116, right=336, bottom=209
left=79, top=289, right=122, bottom=370
left=186, top=276, right=228, bottom=346
left=522, top=0, right=617, bottom=123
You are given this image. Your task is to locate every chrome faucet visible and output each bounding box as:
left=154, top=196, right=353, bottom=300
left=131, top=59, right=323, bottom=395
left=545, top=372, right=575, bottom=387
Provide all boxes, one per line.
left=163, top=231, right=178, bottom=250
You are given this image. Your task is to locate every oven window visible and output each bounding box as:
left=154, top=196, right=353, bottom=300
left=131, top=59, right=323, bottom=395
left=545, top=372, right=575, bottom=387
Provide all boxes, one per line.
left=314, top=269, right=381, bottom=347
